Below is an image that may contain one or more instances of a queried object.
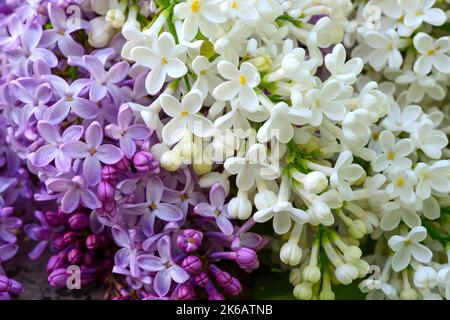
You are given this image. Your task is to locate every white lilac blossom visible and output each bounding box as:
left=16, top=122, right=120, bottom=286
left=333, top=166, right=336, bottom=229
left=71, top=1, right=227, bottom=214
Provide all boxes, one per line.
left=0, top=0, right=449, bottom=301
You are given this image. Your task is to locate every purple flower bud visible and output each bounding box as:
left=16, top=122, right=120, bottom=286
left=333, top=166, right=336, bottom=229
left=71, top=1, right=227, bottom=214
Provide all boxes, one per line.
left=68, top=213, right=90, bottom=230
left=177, top=284, right=197, bottom=300
left=114, top=157, right=130, bottom=172
left=102, top=165, right=117, bottom=181
left=86, top=234, right=101, bottom=250
left=181, top=255, right=203, bottom=274
left=177, top=229, right=203, bottom=253
left=47, top=252, right=67, bottom=273
left=133, top=151, right=158, bottom=173
left=0, top=275, right=23, bottom=294
left=68, top=247, right=84, bottom=265
left=54, top=231, right=81, bottom=250
left=97, top=181, right=115, bottom=201
left=44, top=210, right=63, bottom=227
left=215, top=271, right=242, bottom=296
left=193, top=271, right=209, bottom=287
left=48, top=268, right=68, bottom=288
left=208, top=292, right=225, bottom=300
left=235, top=248, right=259, bottom=270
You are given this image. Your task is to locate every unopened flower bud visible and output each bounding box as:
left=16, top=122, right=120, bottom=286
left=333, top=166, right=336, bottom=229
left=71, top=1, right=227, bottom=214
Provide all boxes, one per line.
left=250, top=55, right=272, bottom=73
left=133, top=151, right=159, bottom=173
left=414, top=266, right=438, bottom=290
left=319, top=288, right=335, bottom=300
left=193, top=160, right=212, bottom=176
left=105, top=9, right=126, bottom=28
left=160, top=150, right=182, bottom=171
left=193, top=272, right=209, bottom=287
left=293, top=282, right=313, bottom=300
left=68, top=213, right=90, bottom=230
left=335, top=264, right=358, bottom=285
left=47, top=252, right=67, bottom=273
left=97, top=181, right=116, bottom=201
left=0, top=275, right=23, bottom=294
left=68, top=247, right=84, bottom=265
left=348, top=220, right=367, bottom=239
left=302, top=171, right=328, bottom=194
left=86, top=234, right=101, bottom=250
left=177, top=284, right=197, bottom=300
left=400, top=288, right=418, bottom=300
left=215, top=271, right=242, bottom=296
left=114, top=157, right=130, bottom=172
left=302, top=265, right=321, bottom=283
left=289, top=268, right=302, bottom=285
left=181, top=255, right=203, bottom=274
left=235, top=248, right=258, bottom=270
left=102, top=165, right=117, bottom=181
left=280, top=242, right=302, bottom=266
left=343, top=246, right=362, bottom=263
left=48, top=268, right=69, bottom=288
left=228, top=196, right=252, bottom=220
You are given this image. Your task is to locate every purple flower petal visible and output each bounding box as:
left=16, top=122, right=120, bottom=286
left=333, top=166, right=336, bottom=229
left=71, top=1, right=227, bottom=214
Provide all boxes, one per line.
left=111, top=226, right=131, bottom=248
left=71, top=98, right=99, bottom=119
left=114, top=247, right=131, bottom=268
left=194, top=203, right=216, bottom=217
left=0, top=244, right=18, bottom=261
left=80, top=189, right=101, bottom=210
left=146, top=177, right=164, bottom=204
left=61, top=187, right=80, bottom=213
left=154, top=203, right=183, bottom=222
left=210, top=184, right=225, bottom=208
left=85, top=121, right=103, bottom=148
left=126, top=125, right=150, bottom=140
left=107, top=61, right=130, bottom=84
left=119, top=136, right=136, bottom=158
left=168, top=264, right=189, bottom=284
left=136, top=254, right=165, bottom=272
left=32, top=145, right=59, bottom=167
left=61, top=141, right=90, bottom=159
left=83, top=155, right=101, bottom=186
left=216, top=214, right=234, bottom=236
left=96, top=144, right=124, bottom=164
left=154, top=268, right=172, bottom=297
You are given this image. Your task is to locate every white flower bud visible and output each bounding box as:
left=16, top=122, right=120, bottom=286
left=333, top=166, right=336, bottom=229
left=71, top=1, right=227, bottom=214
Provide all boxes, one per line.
left=228, top=196, right=252, bottom=220
left=254, top=190, right=277, bottom=210
left=289, top=268, right=303, bottom=285
left=348, top=219, right=367, bottom=239
left=302, top=171, right=328, bottom=194
left=88, top=17, right=113, bottom=48
left=150, top=143, right=169, bottom=161
left=319, top=289, right=335, bottom=300
left=335, top=264, right=358, bottom=285
left=400, top=288, right=418, bottom=300
left=160, top=150, right=182, bottom=171
left=280, top=242, right=302, bottom=266
left=354, top=259, right=370, bottom=277
left=414, top=266, right=438, bottom=290
left=293, top=282, right=313, bottom=300
left=193, top=161, right=212, bottom=176
left=343, top=246, right=362, bottom=263
left=302, top=265, right=321, bottom=284
left=105, top=9, right=126, bottom=28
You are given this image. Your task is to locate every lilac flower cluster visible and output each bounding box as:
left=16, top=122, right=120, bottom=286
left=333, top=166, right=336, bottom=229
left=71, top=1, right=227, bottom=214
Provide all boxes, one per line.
left=0, top=0, right=266, bottom=300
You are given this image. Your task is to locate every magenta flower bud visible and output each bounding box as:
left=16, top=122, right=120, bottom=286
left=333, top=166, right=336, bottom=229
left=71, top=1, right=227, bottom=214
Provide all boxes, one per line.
left=68, top=247, right=84, bottom=265
left=208, top=292, right=225, bottom=300
left=48, top=268, right=68, bottom=288
left=181, top=255, right=203, bottom=274
left=193, top=271, right=209, bottom=287
left=133, top=151, right=158, bottom=173
left=101, top=165, right=117, bottom=181
left=68, top=213, right=89, bottom=230
left=114, top=156, right=130, bottom=172
left=54, top=231, right=81, bottom=250
left=177, top=229, right=203, bottom=253
left=46, top=252, right=67, bottom=273
left=44, top=210, right=63, bottom=227
left=86, top=234, right=101, bottom=250
left=97, top=181, right=116, bottom=201
left=177, top=284, right=197, bottom=300
left=215, top=271, right=242, bottom=296
left=235, top=248, right=259, bottom=270
left=0, top=275, right=23, bottom=294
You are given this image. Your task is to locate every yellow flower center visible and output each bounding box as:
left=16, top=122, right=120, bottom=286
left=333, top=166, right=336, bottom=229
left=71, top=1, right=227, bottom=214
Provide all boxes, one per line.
left=427, top=49, right=435, bottom=56
left=150, top=203, right=157, bottom=210
left=387, top=150, right=394, bottom=161
left=231, top=1, right=238, bottom=9
left=161, top=57, right=168, bottom=65
left=239, top=74, right=247, bottom=85
left=396, top=177, right=405, bottom=187
left=90, top=147, right=97, bottom=155
left=181, top=111, right=190, bottom=117
left=191, top=0, right=200, bottom=12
